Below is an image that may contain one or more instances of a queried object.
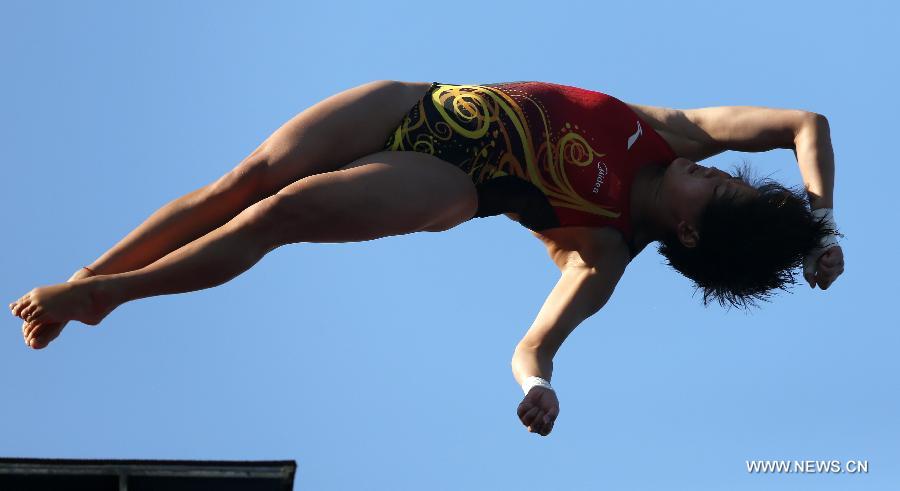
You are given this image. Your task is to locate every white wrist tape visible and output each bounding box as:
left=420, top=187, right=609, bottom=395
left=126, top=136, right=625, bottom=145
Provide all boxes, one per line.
left=522, top=376, right=554, bottom=395
left=811, top=207, right=840, bottom=250
left=804, top=208, right=840, bottom=275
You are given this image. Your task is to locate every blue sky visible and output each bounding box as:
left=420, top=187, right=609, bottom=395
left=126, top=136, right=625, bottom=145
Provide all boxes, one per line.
left=2, top=1, right=897, bottom=489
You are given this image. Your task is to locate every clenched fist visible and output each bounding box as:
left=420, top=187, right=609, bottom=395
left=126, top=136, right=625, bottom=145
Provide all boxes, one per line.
left=517, top=386, right=559, bottom=436
left=804, top=245, right=844, bottom=290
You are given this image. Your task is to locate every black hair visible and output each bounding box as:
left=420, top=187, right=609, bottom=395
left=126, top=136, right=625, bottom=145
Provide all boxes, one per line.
left=657, top=161, right=842, bottom=311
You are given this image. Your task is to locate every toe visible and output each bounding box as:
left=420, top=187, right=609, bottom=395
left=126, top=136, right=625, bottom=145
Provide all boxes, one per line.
left=21, top=304, right=37, bottom=321
left=27, top=320, right=43, bottom=338
left=30, top=309, right=46, bottom=323
left=27, top=322, right=45, bottom=342
left=13, top=299, right=30, bottom=317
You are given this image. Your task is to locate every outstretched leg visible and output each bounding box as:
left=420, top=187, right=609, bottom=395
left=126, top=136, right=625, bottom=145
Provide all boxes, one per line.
left=80, top=80, right=433, bottom=277
left=15, top=80, right=434, bottom=348
left=11, top=151, right=477, bottom=346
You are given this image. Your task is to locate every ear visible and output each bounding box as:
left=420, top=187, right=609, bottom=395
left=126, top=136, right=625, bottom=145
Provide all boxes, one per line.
left=676, top=219, right=699, bottom=248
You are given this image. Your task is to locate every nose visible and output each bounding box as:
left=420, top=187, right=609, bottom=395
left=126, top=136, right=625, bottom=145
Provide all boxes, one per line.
left=677, top=157, right=694, bottom=168
left=703, top=166, right=728, bottom=178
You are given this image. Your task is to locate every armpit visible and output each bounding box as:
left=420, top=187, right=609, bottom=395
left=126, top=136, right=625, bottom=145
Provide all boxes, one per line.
left=533, top=227, right=629, bottom=271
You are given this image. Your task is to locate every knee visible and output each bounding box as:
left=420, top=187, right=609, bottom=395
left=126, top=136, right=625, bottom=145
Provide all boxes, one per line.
left=239, top=191, right=327, bottom=245
left=208, top=148, right=272, bottom=203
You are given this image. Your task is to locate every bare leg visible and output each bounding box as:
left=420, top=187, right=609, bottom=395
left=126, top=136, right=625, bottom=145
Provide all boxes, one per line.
left=10, top=203, right=276, bottom=333
left=16, top=80, right=435, bottom=348
left=9, top=151, right=477, bottom=344
left=74, top=80, right=433, bottom=276
left=15, top=147, right=269, bottom=348
left=84, top=148, right=270, bottom=276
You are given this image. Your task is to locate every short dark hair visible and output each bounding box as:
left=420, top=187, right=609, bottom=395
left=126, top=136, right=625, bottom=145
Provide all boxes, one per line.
left=657, top=161, right=842, bottom=310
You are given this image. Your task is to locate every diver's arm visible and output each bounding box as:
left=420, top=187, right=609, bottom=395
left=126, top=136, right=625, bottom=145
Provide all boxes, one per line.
left=670, top=105, right=832, bottom=208
left=791, top=113, right=833, bottom=209
left=511, top=241, right=629, bottom=384
left=793, top=115, right=841, bottom=288
left=678, top=106, right=832, bottom=209
left=511, top=245, right=629, bottom=436
left=652, top=104, right=840, bottom=287
left=626, top=102, right=833, bottom=208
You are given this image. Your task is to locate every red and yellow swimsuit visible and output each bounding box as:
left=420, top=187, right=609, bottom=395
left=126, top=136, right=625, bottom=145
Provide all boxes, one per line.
left=382, top=81, right=677, bottom=243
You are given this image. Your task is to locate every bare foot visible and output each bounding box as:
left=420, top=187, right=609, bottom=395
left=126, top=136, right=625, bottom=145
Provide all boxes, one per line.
left=10, top=276, right=118, bottom=348
left=20, top=268, right=96, bottom=349
left=22, top=322, right=65, bottom=350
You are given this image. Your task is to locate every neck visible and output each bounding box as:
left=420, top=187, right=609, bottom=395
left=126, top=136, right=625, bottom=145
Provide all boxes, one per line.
left=629, top=163, right=672, bottom=249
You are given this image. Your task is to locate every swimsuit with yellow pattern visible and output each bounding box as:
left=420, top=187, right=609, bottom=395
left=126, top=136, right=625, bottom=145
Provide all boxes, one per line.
left=381, top=81, right=677, bottom=239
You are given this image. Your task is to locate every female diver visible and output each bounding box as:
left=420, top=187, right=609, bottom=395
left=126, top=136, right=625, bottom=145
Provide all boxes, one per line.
left=9, top=80, right=844, bottom=437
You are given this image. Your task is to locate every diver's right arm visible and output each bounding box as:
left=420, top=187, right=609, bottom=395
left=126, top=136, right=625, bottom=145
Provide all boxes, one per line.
left=512, top=239, right=630, bottom=436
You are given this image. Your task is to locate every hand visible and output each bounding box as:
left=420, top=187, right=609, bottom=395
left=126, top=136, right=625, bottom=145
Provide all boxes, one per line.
left=517, top=386, right=559, bottom=436
left=803, top=245, right=844, bottom=290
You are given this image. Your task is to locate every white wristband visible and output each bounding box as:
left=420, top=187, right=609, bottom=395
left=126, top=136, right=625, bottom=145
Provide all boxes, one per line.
left=804, top=207, right=840, bottom=275
left=811, top=207, right=840, bottom=250
left=522, top=376, right=554, bottom=395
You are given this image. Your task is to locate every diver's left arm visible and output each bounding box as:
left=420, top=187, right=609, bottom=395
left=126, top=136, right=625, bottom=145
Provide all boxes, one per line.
left=793, top=112, right=834, bottom=210
left=685, top=107, right=842, bottom=289
left=628, top=103, right=834, bottom=207
left=630, top=103, right=843, bottom=289
left=791, top=114, right=843, bottom=289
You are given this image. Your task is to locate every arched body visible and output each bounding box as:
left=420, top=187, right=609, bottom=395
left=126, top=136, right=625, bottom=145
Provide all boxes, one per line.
left=10, top=79, right=840, bottom=437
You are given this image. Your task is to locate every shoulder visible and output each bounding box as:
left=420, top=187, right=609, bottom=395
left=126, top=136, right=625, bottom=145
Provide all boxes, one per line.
left=623, top=101, right=724, bottom=162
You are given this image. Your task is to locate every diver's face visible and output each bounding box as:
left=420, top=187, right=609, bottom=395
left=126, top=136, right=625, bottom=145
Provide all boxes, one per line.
left=659, top=157, right=756, bottom=246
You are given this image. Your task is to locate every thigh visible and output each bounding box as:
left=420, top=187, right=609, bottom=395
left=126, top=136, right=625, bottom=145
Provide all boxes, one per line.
left=270, top=150, right=478, bottom=244
left=259, top=80, right=435, bottom=193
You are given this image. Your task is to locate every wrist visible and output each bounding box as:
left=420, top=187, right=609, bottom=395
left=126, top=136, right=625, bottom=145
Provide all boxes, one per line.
left=522, top=376, right=554, bottom=395
left=810, top=207, right=841, bottom=250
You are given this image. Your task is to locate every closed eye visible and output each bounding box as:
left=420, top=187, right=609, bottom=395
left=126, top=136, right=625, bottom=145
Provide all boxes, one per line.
left=714, top=183, right=725, bottom=198
left=715, top=182, right=736, bottom=200
left=716, top=177, right=743, bottom=199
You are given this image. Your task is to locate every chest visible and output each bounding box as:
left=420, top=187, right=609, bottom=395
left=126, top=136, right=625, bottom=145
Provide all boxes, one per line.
left=531, top=226, right=632, bottom=269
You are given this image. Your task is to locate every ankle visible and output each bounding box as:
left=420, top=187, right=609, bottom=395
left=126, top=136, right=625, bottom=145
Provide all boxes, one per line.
left=66, top=275, right=120, bottom=326
left=85, top=275, right=124, bottom=313
left=68, top=266, right=99, bottom=282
